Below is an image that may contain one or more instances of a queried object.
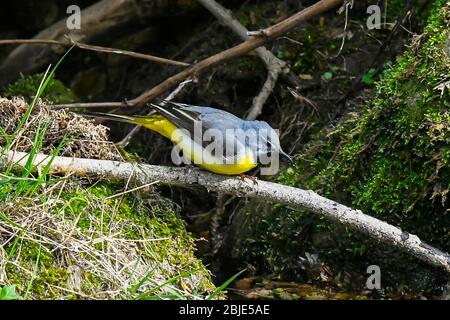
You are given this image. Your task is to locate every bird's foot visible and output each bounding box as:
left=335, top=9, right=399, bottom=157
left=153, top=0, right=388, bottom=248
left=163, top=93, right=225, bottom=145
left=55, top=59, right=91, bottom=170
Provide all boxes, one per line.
left=183, top=164, right=196, bottom=175
left=238, top=174, right=258, bottom=185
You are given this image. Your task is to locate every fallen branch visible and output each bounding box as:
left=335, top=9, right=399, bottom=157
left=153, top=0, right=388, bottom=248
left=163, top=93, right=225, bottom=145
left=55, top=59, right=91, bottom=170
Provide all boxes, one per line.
left=51, top=0, right=344, bottom=110
left=0, top=39, right=190, bottom=67
left=196, top=0, right=286, bottom=120
left=3, top=150, right=450, bottom=273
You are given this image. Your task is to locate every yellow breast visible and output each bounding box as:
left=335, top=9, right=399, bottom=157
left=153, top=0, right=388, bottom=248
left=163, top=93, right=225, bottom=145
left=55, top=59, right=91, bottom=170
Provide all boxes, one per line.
left=197, top=153, right=257, bottom=175
left=137, top=114, right=257, bottom=175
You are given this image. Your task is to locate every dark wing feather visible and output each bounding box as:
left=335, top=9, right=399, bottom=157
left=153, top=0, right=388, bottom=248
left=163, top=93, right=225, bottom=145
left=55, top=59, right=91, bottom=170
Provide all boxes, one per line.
left=149, top=101, right=244, bottom=157
left=149, top=101, right=203, bottom=135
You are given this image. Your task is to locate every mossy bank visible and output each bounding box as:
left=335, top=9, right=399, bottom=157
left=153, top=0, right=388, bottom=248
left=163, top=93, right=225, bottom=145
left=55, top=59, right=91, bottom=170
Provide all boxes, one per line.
left=223, top=0, right=450, bottom=297
left=0, top=95, right=215, bottom=299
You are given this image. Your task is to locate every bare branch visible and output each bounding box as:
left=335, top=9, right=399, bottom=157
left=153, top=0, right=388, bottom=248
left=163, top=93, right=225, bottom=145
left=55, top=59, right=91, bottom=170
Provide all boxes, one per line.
left=130, top=0, right=344, bottom=108
left=246, top=68, right=281, bottom=120
left=197, top=0, right=282, bottom=68
left=3, top=150, right=450, bottom=273
left=0, top=39, right=190, bottom=67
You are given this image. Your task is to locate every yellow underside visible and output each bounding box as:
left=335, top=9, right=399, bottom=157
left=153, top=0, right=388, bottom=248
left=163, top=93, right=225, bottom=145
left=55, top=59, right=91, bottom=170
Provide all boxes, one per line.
left=135, top=114, right=257, bottom=175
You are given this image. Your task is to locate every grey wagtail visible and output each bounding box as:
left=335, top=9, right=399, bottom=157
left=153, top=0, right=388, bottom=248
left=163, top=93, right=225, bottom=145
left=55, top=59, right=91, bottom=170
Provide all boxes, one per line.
left=80, top=101, right=292, bottom=175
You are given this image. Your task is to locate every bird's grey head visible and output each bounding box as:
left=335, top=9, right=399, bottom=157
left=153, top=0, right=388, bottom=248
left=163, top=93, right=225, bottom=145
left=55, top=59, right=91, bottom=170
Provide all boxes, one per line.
left=242, top=120, right=292, bottom=164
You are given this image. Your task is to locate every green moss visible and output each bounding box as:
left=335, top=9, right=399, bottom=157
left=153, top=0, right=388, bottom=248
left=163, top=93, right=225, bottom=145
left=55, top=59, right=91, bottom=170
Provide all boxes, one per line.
left=282, top=29, right=319, bottom=74
left=280, top=0, right=450, bottom=248
left=2, top=181, right=214, bottom=299
left=3, top=73, right=78, bottom=104
left=226, top=1, right=450, bottom=292
left=3, top=240, right=70, bottom=299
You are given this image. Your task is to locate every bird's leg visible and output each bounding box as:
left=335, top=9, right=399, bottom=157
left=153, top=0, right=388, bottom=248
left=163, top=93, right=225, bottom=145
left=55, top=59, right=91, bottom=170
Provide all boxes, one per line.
left=183, top=164, right=196, bottom=176
left=238, top=174, right=258, bottom=184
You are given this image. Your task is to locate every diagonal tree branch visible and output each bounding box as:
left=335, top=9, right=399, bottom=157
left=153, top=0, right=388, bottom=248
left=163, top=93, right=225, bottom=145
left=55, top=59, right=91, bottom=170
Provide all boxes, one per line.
left=197, top=0, right=285, bottom=69
left=3, top=150, right=450, bottom=273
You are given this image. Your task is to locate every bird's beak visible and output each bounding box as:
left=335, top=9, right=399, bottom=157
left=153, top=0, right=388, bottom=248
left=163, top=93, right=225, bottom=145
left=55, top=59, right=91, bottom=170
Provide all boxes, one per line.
left=279, top=149, right=293, bottom=164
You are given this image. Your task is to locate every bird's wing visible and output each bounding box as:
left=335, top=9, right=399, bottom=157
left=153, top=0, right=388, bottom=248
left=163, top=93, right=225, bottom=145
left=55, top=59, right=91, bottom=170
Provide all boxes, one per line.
left=149, top=101, right=202, bottom=135
left=149, top=101, right=245, bottom=158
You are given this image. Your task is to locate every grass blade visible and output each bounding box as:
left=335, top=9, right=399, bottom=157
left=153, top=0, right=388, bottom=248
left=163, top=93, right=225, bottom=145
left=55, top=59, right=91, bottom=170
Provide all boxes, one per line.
left=23, top=245, right=41, bottom=300
left=207, top=269, right=246, bottom=300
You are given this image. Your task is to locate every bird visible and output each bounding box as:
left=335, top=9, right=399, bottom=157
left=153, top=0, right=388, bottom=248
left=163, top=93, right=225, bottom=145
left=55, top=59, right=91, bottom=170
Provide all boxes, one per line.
left=79, top=101, right=292, bottom=175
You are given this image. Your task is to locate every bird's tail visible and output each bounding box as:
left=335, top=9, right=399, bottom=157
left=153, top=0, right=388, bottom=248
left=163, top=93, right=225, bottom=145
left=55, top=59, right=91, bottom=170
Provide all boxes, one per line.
left=76, top=111, right=151, bottom=126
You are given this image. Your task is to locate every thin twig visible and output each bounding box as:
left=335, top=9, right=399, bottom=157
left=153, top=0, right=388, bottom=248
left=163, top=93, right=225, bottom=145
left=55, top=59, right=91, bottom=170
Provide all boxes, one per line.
left=0, top=39, right=190, bottom=67
left=51, top=102, right=125, bottom=109
left=104, top=181, right=160, bottom=199
left=115, top=79, right=193, bottom=147
left=247, top=69, right=281, bottom=120
left=333, top=0, right=353, bottom=58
